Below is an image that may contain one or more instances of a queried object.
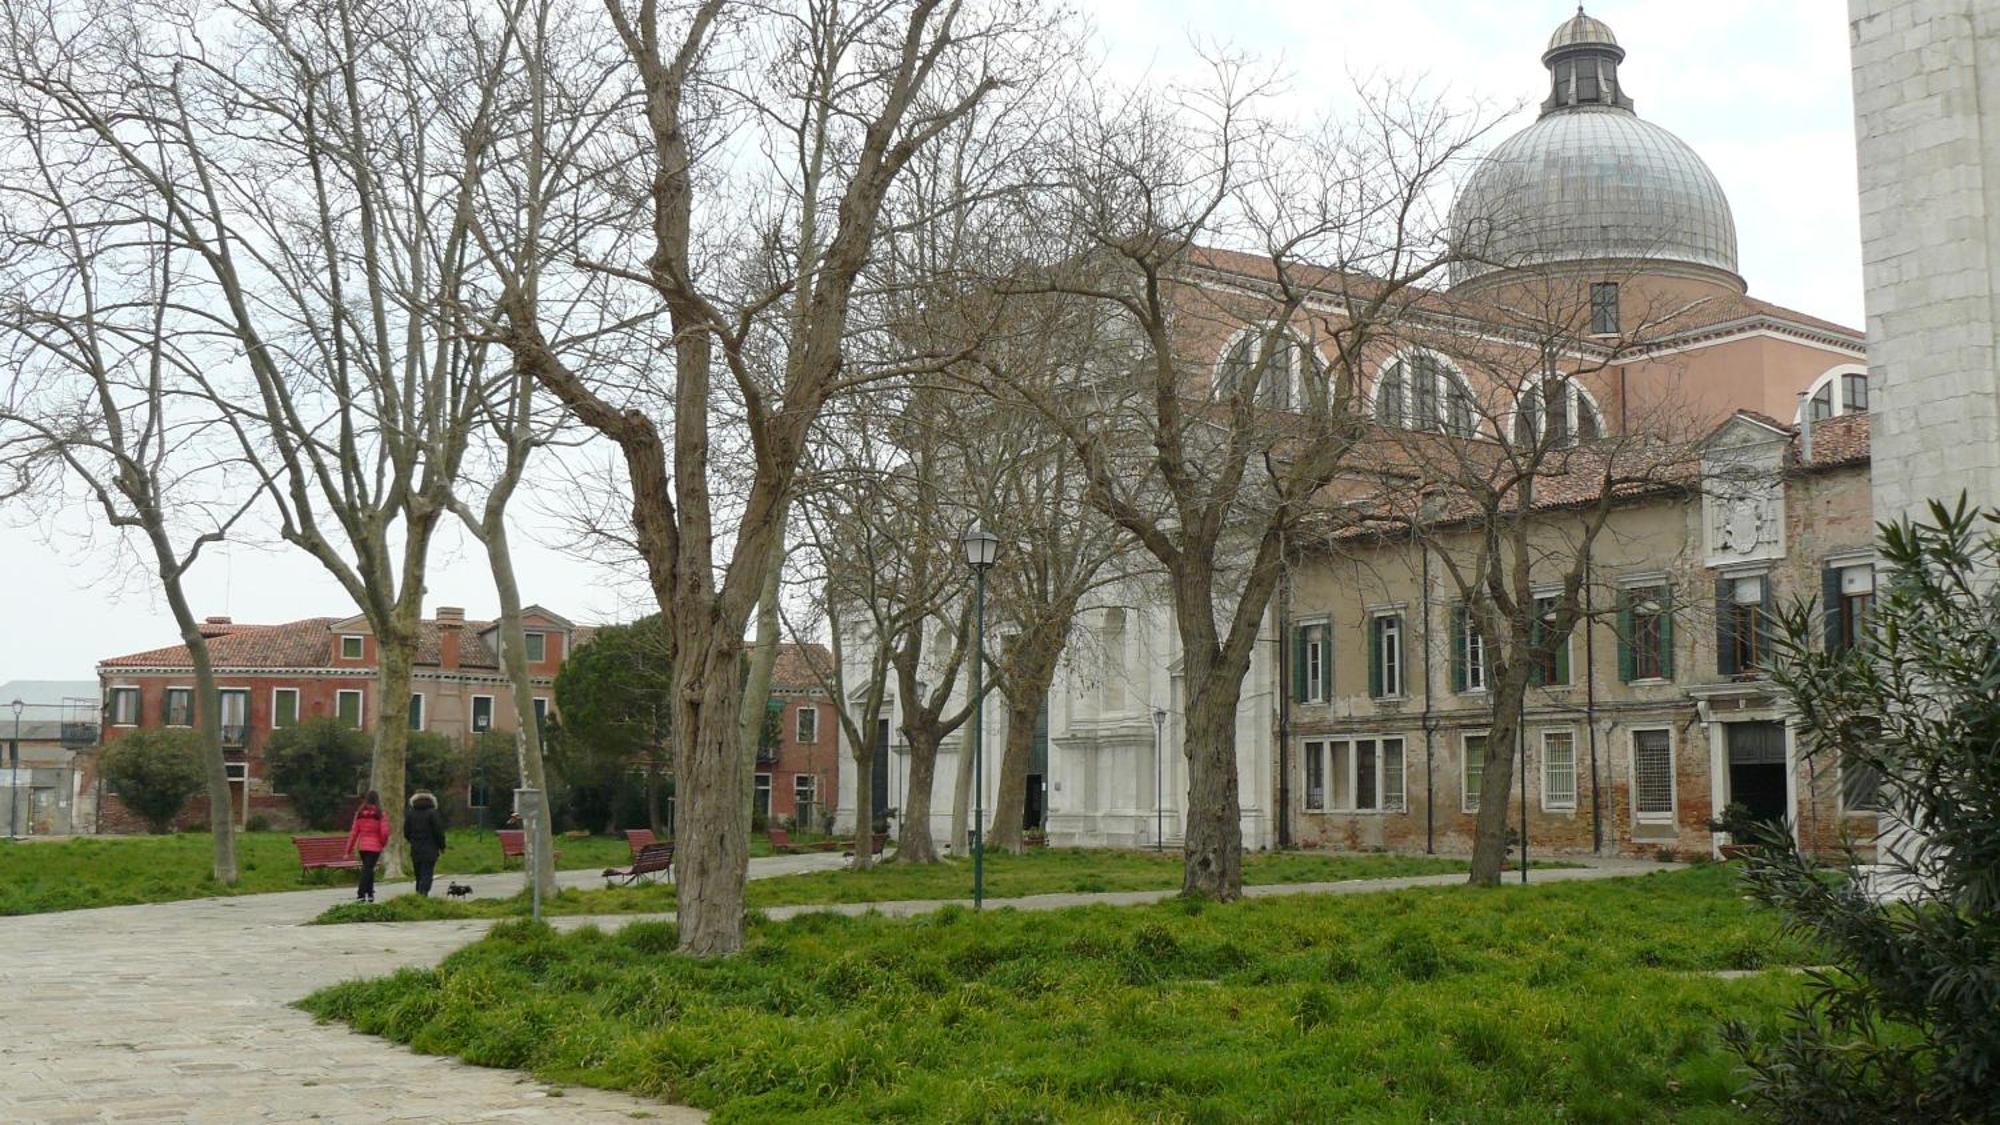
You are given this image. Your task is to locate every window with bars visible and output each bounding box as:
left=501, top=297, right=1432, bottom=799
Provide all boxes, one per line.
left=1462, top=733, right=1487, bottom=813
left=1841, top=760, right=1882, bottom=813
left=1631, top=729, right=1674, bottom=819
left=1542, top=731, right=1577, bottom=810
left=1590, top=282, right=1620, bottom=335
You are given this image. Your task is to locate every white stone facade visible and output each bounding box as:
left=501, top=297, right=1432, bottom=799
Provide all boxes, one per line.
left=1851, top=0, right=2000, bottom=520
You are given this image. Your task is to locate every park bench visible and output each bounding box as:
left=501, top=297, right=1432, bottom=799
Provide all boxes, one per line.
left=624, top=828, right=656, bottom=858
left=497, top=829, right=560, bottom=868
left=603, top=841, right=674, bottom=887
left=767, top=827, right=793, bottom=852
left=292, top=835, right=360, bottom=873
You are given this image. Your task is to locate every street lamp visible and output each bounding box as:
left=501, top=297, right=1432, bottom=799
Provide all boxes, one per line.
left=1152, top=705, right=1167, bottom=851
left=960, top=524, right=1000, bottom=908
left=9, top=698, right=24, bottom=839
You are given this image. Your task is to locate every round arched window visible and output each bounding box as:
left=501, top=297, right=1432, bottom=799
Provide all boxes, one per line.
left=1215, top=329, right=1318, bottom=411
left=1374, top=352, right=1476, bottom=437
left=1513, top=375, right=1603, bottom=448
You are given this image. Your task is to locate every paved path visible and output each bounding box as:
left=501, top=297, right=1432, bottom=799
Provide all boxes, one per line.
left=0, top=854, right=1668, bottom=1123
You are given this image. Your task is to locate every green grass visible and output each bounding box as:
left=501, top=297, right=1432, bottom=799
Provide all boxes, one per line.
left=301, top=864, right=1811, bottom=1122
left=312, top=848, right=1506, bottom=924
left=0, top=829, right=694, bottom=915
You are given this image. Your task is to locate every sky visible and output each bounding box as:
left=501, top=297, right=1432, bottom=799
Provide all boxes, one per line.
left=0, top=1, right=1863, bottom=686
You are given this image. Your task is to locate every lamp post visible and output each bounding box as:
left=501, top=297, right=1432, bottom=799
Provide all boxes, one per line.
left=1152, top=705, right=1167, bottom=851
left=960, top=524, right=1000, bottom=908
left=9, top=699, right=23, bottom=839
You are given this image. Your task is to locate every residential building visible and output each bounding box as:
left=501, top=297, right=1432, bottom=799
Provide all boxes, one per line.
left=753, top=644, right=837, bottom=833
left=0, top=679, right=100, bottom=835
left=93, top=605, right=578, bottom=831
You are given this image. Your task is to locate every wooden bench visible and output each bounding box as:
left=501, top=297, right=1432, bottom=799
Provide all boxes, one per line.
left=497, top=829, right=560, bottom=867
left=603, top=841, right=674, bottom=887
left=292, top=835, right=360, bottom=872
left=766, top=827, right=793, bottom=852
left=624, top=828, right=656, bottom=858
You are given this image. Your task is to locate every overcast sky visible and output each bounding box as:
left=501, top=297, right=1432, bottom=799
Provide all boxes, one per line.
left=0, top=1, right=1862, bottom=687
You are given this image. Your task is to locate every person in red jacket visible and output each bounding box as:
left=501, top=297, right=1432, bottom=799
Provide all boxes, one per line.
left=344, top=790, right=391, bottom=903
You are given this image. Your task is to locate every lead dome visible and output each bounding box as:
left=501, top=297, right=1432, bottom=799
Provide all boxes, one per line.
left=1448, top=8, right=1741, bottom=292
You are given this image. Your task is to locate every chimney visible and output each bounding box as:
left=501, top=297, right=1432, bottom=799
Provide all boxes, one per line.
left=437, top=606, right=464, bottom=671
left=198, top=616, right=234, bottom=638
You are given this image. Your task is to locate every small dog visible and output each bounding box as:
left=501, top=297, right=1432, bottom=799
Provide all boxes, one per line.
left=445, top=882, right=474, bottom=899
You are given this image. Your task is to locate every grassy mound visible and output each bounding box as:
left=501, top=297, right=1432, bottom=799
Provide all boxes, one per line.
left=302, top=864, right=1808, bottom=1122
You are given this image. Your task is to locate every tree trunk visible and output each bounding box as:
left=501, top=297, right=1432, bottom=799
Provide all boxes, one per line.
left=897, top=730, right=941, bottom=863
left=485, top=525, right=559, bottom=900
left=849, top=734, right=877, bottom=871
left=738, top=505, right=788, bottom=823
left=370, top=616, right=418, bottom=879
left=1180, top=667, right=1245, bottom=900
left=671, top=626, right=752, bottom=957
left=1468, top=663, right=1531, bottom=887
left=155, top=557, right=237, bottom=884
left=646, top=762, right=665, bottom=836
left=988, top=690, right=1041, bottom=854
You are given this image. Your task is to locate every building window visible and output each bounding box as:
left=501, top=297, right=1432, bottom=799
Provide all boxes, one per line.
left=1449, top=605, right=1486, bottom=693
left=1294, top=622, right=1332, bottom=703
left=532, top=697, right=550, bottom=733
left=108, top=687, right=140, bottom=727
left=1529, top=595, right=1571, bottom=687
left=165, top=688, right=194, bottom=727
left=1514, top=375, right=1603, bottom=448
left=1301, top=737, right=1406, bottom=812
left=1462, top=733, right=1487, bottom=813
left=1215, top=328, right=1317, bottom=411
left=225, top=761, right=249, bottom=783
left=340, top=634, right=364, bottom=660
left=219, top=690, right=249, bottom=747
left=1369, top=612, right=1404, bottom=699
left=793, top=774, right=818, bottom=824
left=1825, top=562, right=1875, bottom=653
left=471, top=695, right=494, bottom=733
left=1631, top=729, right=1675, bottom=819
left=408, top=693, right=425, bottom=731
left=524, top=632, right=547, bottom=663
left=1618, top=585, right=1674, bottom=682
left=272, top=688, right=300, bottom=729
left=1374, top=351, right=1475, bottom=436
left=335, top=689, right=364, bottom=729
left=1542, top=730, right=1577, bottom=811
left=1717, top=573, right=1771, bottom=677
left=1840, top=759, right=1882, bottom=814
left=1590, top=282, right=1620, bottom=335
left=1801, top=366, right=1870, bottom=422
left=796, top=705, right=818, bottom=744
left=754, top=772, right=772, bottom=821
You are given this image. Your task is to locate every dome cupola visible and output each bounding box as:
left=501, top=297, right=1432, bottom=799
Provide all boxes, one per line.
left=1447, top=8, right=1742, bottom=293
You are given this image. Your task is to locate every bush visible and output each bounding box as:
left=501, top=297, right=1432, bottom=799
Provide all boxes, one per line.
left=1727, top=498, right=2000, bottom=1119
left=263, top=718, right=369, bottom=829
left=99, top=729, right=205, bottom=833
left=406, top=731, right=459, bottom=797
left=246, top=814, right=272, bottom=833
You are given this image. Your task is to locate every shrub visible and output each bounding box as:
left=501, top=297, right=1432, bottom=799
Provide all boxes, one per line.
left=1726, top=498, right=2000, bottom=1119
left=263, top=718, right=369, bottom=829
left=246, top=814, right=272, bottom=833
left=99, top=729, right=205, bottom=833
left=406, top=731, right=459, bottom=797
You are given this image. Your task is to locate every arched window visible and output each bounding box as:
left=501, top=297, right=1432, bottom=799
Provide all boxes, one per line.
left=1798, top=366, right=1870, bottom=423
left=1374, top=351, right=1475, bottom=437
left=1513, top=375, right=1603, bottom=448
left=1215, top=328, right=1318, bottom=410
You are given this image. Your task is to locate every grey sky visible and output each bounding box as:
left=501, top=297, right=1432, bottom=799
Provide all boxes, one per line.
left=0, top=1, right=1861, bottom=685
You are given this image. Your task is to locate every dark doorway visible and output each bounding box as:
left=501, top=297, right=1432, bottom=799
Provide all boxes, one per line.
left=870, top=718, right=891, bottom=829
left=1725, top=721, right=1789, bottom=825
left=1024, top=695, right=1049, bottom=830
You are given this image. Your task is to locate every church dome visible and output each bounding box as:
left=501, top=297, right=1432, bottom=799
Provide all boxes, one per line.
left=1448, top=9, right=1741, bottom=291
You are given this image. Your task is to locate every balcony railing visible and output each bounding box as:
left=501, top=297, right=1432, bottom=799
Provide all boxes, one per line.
left=220, top=724, right=249, bottom=749
left=756, top=744, right=780, bottom=767
left=60, top=722, right=100, bottom=748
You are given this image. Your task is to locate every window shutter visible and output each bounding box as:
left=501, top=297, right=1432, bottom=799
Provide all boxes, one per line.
left=1659, top=589, right=1675, bottom=681
left=1396, top=617, right=1407, bottom=697
left=1449, top=606, right=1468, bottom=693
left=1368, top=619, right=1384, bottom=698
left=1822, top=567, right=1845, bottom=653
left=1293, top=626, right=1309, bottom=702
left=1318, top=625, right=1334, bottom=702
left=1715, top=576, right=1738, bottom=676
left=1758, top=579, right=1776, bottom=671
left=1553, top=620, right=1570, bottom=685
left=1616, top=593, right=1635, bottom=683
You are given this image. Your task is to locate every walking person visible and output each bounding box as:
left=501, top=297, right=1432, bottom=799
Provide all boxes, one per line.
left=404, top=790, right=448, bottom=896
left=344, top=790, right=391, bottom=903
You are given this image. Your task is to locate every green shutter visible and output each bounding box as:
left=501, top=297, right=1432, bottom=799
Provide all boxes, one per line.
left=1528, top=605, right=1546, bottom=687
left=1822, top=567, right=1844, bottom=653
left=1616, top=592, right=1636, bottom=683
left=1553, top=618, right=1570, bottom=685
left=1715, top=576, right=1738, bottom=676
left=1449, top=606, right=1467, bottom=693
left=1293, top=625, right=1309, bottom=702
left=1659, top=588, right=1676, bottom=681
left=1317, top=625, right=1333, bottom=702
left=1368, top=618, right=1384, bottom=698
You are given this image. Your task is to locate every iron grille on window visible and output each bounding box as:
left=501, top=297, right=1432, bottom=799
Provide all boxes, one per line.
left=1632, top=730, right=1673, bottom=815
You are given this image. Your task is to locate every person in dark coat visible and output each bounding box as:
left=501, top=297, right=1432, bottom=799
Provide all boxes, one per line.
left=404, top=790, right=449, bottom=897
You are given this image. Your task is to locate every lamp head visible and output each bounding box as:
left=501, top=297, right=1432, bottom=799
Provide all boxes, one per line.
left=8, top=699, right=21, bottom=719
left=960, top=524, right=1000, bottom=571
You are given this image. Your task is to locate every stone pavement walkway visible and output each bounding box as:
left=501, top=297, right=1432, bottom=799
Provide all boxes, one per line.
left=0, top=854, right=1668, bottom=1123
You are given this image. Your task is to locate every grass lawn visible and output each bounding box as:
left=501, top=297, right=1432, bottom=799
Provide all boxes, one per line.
left=312, top=848, right=1505, bottom=923
left=302, top=864, right=1811, bottom=1122
left=0, top=829, right=728, bottom=915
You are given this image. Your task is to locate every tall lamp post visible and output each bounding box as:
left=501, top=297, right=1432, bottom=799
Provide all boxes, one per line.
left=9, top=699, right=24, bottom=839
left=960, top=525, right=1000, bottom=908
left=1152, top=705, right=1167, bottom=851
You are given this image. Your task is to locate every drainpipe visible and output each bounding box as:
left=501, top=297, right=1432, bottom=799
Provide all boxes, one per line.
left=1420, top=536, right=1436, bottom=854
left=1797, top=392, right=1814, bottom=464
left=1584, top=546, right=1603, bottom=854
left=1276, top=530, right=1292, bottom=850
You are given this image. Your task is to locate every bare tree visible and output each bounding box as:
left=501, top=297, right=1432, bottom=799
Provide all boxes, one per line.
left=0, top=162, right=252, bottom=881
left=1007, top=70, right=1490, bottom=897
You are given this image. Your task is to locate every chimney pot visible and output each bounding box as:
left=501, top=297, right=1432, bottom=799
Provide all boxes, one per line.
left=205, top=616, right=232, bottom=625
